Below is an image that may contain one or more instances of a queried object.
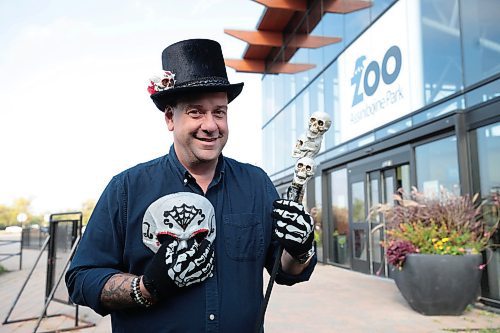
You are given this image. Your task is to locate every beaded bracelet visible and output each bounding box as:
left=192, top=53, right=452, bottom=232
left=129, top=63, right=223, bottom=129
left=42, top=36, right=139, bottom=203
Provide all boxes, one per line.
left=130, top=276, right=153, bottom=308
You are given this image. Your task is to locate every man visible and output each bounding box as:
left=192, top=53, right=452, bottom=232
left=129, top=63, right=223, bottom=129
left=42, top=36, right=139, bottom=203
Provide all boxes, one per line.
left=66, top=39, right=316, bottom=332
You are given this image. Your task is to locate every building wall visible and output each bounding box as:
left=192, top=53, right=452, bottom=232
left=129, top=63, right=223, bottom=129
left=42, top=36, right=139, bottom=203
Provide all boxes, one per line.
left=261, top=0, right=500, bottom=306
left=262, top=0, right=499, bottom=177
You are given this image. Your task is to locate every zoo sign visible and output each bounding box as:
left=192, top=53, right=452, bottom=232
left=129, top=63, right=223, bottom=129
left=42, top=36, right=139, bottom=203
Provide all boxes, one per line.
left=337, top=0, right=424, bottom=143
left=351, top=45, right=402, bottom=107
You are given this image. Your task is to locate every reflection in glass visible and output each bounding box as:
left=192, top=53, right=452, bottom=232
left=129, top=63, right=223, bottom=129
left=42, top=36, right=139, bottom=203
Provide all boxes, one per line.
left=313, top=175, right=323, bottom=262
left=371, top=228, right=382, bottom=264
left=460, top=0, right=500, bottom=86
left=421, top=0, right=463, bottom=104
left=351, top=181, right=365, bottom=223
left=330, top=168, right=350, bottom=266
left=370, top=0, right=397, bottom=21
left=416, top=136, right=459, bottom=196
left=384, top=176, right=394, bottom=204
left=397, top=164, right=411, bottom=195
left=322, top=13, right=345, bottom=63
left=375, top=119, right=412, bottom=140
left=354, top=229, right=367, bottom=260
left=369, top=174, right=381, bottom=265
left=412, top=95, right=465, bottom=125
left=475, top=122, right=500, bottom=301
left=476, top=122, right=500, bottom=198
left=368, top=176, right=380, bottom=223
left=466, top=78, right=500, bottom=108
left=344, top=6, right=370, bottom=46
left=323, top=61, right=340, bottom=149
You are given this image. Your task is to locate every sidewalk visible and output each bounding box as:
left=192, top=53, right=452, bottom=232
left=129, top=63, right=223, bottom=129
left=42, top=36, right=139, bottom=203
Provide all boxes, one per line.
left=0, top=237, right=499, bottom=332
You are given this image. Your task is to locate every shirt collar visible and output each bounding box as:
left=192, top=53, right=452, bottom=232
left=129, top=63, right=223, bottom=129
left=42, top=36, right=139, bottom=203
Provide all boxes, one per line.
left=167, top=144, right=225, bottom=186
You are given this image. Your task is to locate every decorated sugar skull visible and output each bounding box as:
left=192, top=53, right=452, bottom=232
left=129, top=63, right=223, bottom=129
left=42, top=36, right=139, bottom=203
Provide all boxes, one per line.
left=293, top=157, right=315, bottom=186
left=308, top=111, right=332, bottom=138
left=147, top=71, right=176, bottom=95
left=142, top=192, right=216, bottom=253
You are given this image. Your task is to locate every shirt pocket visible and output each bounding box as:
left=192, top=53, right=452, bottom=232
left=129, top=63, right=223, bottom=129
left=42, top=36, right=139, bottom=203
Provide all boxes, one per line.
left=223, top=213, right=264, bottom=261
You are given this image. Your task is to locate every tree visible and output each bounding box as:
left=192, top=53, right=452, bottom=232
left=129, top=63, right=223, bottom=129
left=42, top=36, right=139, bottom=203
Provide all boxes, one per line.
left=81, top=199, right=96, bottom=226
left=0, top=197, right=36, bottom=229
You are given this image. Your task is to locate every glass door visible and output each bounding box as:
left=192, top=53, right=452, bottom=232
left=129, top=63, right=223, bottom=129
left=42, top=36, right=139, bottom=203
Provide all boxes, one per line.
left=349, top=170, right=369, bottom=273
left=368, top=170, right=383, bottom=276
left=347, top=146, right=412, bottom=275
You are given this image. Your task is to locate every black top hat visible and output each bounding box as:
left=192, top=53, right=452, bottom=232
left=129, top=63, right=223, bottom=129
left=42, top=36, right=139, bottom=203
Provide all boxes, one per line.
left=149, top=39, right=244, bottom=111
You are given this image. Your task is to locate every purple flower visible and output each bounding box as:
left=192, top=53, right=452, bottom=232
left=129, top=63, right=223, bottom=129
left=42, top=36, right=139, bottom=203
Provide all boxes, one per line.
left=386, top=239, right=417, bottom=269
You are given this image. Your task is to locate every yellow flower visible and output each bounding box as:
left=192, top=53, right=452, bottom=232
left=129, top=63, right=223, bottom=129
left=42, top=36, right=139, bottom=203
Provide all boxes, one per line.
left=442, top=237, right=449, bottom=243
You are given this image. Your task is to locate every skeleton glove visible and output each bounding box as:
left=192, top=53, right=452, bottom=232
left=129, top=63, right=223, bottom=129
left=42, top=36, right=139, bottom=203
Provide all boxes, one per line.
left=143, top=237, right=214, bottom=300
left=272, top=199, right=314, bottom=260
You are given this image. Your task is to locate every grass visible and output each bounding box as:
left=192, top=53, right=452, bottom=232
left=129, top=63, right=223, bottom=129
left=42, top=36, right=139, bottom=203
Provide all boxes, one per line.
left=0, top=264, right=7, bottom=275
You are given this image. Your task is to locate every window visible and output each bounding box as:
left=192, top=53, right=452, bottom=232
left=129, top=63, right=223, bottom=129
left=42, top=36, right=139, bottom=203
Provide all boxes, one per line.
left=329, top=168, right=350, bottom=265
left=421, top=0, right=463, bottom=104
left=474, top=122, right=500, bottom=302
left=415, top=136, right=459, bottom=195
left=460, top=0, right=500, bottom=86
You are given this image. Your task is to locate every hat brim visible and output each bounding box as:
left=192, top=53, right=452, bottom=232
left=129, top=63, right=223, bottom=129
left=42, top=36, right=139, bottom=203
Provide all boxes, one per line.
left=150, top=82, right=244, bottom=112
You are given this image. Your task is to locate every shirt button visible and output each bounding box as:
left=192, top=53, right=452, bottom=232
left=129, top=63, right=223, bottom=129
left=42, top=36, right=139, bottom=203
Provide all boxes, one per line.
left=209, top=314, right=215, bottom=321
left=183, top=179, right=188, bottom=184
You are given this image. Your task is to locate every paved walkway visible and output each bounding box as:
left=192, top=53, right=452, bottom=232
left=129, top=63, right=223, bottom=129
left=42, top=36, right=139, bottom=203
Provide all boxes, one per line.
left=0, top=232, right=499, bottom=332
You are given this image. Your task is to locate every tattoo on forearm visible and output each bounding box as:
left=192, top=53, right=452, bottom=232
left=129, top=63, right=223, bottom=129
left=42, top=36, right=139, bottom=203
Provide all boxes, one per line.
left=101, top=273, right=136, bottom=310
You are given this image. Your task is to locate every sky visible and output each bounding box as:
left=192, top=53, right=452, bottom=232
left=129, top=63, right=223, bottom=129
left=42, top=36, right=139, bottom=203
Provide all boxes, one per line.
left=0, top=0, right=265, bottom=214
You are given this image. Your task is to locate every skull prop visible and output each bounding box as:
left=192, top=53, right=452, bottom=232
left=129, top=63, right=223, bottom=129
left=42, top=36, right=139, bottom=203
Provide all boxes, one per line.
left=292, top=134, right=307, bottom=158
left=292, top=134, right=323, bottom=158
left=142, top=192, right=216, bottom=254
left=308, top=111, right=332, bottom=138
left=293, top=157, right=315, bottom=186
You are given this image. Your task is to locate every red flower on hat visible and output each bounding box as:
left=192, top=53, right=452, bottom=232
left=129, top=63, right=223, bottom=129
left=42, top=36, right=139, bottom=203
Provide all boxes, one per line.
left=147, top=82, right=157, bottom=95
left=147, top=71, right=176, bottom=95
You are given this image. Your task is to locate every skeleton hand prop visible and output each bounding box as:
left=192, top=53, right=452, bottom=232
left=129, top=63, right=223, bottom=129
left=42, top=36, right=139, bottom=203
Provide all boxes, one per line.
left=272, top=199, right=314, bottom=260
left=143, top=237, right=214, bottom=299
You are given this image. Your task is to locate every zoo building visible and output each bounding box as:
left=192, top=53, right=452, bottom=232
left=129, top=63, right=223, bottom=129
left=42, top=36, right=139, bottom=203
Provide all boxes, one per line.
left=224, top=0, right=500, bottom=308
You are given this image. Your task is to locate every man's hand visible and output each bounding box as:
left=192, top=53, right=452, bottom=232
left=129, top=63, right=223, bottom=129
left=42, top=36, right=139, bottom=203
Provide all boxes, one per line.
left=272, top=199, right=314, bottom=260
left=143, top=237, right=214, bottom=299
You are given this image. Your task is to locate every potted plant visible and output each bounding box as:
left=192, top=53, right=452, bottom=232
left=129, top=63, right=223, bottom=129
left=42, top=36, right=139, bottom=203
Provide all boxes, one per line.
left=372, top=187, right=499, bottom=315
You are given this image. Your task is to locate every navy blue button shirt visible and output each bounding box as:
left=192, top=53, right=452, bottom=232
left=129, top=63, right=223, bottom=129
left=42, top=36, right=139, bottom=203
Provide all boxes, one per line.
left=66, top=145, right=316, bottom=333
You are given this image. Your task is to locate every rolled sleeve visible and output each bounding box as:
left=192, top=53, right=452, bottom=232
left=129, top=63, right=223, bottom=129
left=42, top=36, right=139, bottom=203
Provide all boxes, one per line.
left=66, top=267, right=121, bottom=316
left=65, top=176, right=126, bottom=316
left=275, top=254, right=317, bottom=286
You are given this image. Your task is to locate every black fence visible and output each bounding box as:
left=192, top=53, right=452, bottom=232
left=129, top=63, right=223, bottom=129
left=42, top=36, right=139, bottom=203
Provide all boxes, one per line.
left=0, top=237, right=21, bottom=269
left=22, top=227, right=49, bottom=250
left=47, top=212, right=82, bottom=304
left=3, top=211, right=95, bottom=332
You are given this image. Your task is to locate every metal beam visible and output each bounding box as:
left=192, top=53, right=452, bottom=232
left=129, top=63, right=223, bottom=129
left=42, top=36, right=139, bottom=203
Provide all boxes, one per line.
left=225, top=29, right=341, bottom=48
left=325, top=0, right=372, bottom=14
left=225, top=59, right=315, bottom=74
left=252, top=0, right=307, bottom=11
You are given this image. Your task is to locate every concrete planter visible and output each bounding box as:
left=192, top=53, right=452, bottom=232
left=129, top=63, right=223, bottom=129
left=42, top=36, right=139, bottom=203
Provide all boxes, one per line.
left=393, top=254, right=482, bottom=315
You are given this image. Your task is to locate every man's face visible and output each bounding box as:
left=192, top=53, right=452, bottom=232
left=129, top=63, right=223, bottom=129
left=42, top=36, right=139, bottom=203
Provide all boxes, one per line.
left=165, top=91, right=229, bottom=169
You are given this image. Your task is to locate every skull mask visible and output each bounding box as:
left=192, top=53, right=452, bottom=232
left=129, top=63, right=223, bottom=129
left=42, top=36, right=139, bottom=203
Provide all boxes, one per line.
left=308, top=111, right=332, bottom=138
left=142, top=192, right=216, bottom=254
left=293, top=157, right=315, bottom=186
